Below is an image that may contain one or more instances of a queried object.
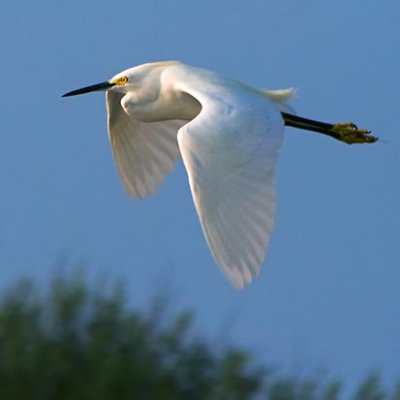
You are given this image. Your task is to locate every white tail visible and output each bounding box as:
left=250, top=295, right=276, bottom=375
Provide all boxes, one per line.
left=263, top=88, right=297, bottom=114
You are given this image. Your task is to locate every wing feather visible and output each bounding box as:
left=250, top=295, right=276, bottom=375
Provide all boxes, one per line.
left=106, top=91, right=186, bottom=198
left=175, top=80, right=284, bottom=288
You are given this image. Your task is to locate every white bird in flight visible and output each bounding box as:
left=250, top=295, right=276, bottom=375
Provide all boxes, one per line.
left=63, top=61, right=376, bottom=289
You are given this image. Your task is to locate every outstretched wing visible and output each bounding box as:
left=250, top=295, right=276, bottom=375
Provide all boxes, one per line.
left=106, top=91, right=186, bottom=198
left=176, top=80, right=284, bottom=288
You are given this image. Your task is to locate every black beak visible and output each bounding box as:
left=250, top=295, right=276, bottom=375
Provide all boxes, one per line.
left=62, top=81, right=115, bottom=97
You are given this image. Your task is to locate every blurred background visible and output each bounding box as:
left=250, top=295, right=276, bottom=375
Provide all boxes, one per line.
left=0, top=0, right=399, bottom=398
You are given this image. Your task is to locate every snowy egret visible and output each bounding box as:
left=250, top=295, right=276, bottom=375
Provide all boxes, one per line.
left=63, top=61, right=377, bottom=289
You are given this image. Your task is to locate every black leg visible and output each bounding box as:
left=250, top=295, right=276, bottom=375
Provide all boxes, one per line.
left=281, top=112, right=377, bottom=144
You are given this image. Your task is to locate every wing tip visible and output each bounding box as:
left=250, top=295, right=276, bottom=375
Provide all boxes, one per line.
left=223, top=264, right=261, bottom=290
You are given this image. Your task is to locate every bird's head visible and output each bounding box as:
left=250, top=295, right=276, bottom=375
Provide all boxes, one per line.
left=62, top=61, right=180, bottom=98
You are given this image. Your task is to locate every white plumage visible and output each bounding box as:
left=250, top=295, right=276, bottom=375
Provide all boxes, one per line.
left=64, top=61, right=296, bottom=288
left=64, top=62, right=376, bottom=287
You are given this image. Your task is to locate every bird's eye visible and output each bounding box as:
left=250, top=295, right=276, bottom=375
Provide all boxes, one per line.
left=116, top=76, right=128, bottom=86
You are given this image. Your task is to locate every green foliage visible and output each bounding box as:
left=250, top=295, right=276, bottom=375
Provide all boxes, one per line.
left=265, top=377, right=342, bottom=400
left=0, top=275, right=265, bottom=400
left=353, top=372, right=385, bottom=400
left=393, top=382, right=400, bottom=400
left=0, top=274, right=397, bottom=400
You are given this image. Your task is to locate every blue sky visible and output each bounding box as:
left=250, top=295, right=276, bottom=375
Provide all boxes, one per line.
left=1, top=0, right=399, bottom=394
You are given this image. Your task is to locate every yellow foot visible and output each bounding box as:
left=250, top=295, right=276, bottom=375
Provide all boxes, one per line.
left=331, top=122, right=378, bottom=144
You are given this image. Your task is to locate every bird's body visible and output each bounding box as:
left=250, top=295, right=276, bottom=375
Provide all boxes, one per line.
left=63, top=61, right=376, bottom=289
